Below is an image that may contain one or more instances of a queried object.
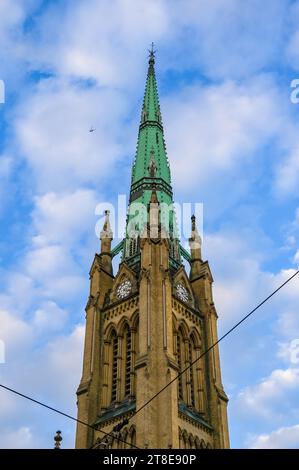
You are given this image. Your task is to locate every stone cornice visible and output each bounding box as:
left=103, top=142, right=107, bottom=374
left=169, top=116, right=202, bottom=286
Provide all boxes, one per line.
left=172, top=297, right=204, bottom=324
left=103, top=294, right=139, bottom=321
left=178, top=408, right=214, bottom=436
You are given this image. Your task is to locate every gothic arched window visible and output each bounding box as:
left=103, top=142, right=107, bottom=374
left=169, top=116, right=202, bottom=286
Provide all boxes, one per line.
left=110, top=330, right=118, bottom=403
left=182, top=430, right=188, bottom=449
left=195, top=437, right=201, bottom=449
left=189, top=332, right=205, bottom=414
left=131, top=317, right=139, bottom=398
left=130, top=426, right=136, bottom=448
left=176, top=328, right=185, bottom=402
left=119, top=429, right=128, bottom=449
left=123, top=324, right=132, bottom=398
left=129, top=237, right=138, bottom=257
left=189, top=340, right=195, bottom=408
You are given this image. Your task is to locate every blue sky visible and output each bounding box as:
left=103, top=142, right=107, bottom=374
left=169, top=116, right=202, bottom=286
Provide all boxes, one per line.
left=0, top=0, right=299, bottom=449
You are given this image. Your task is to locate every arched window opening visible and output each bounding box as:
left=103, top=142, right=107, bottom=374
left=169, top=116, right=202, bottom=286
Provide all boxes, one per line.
left=189, top=341, right=195, bottom=408
left=130, top=426, right=136, bottom=448
left=129, top=237, right=137, bottom=257
left=178, top=428, right=183, bottom=449
left=131, top=317, right=139, bottom=398
left=200, top=439, right=206, bottom=449
left=120, top=429, right=128, bottom=449
left=176, top=331, right=183, bottom=401
left=124, top=325, right=132, bottom=398
left=182, top=431, right=188, bottom=449
left=190, top=332, right=205, bottom=414
left=111, top=331, right=118, bottom=403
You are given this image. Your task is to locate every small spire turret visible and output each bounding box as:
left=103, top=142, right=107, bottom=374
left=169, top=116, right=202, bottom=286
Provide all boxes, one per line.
left=148, top=188, right=160, bottom=239
left=100, top=210, right=113, bottom=274
left=100, top=210, right=113, bottom=240
left=189, top=214, right=202, bottom=261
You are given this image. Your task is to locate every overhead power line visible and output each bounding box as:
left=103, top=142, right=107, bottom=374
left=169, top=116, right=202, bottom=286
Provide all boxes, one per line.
left=0, top=269, right=298, bottom=447
left=129, top=269, right=299, bottom=419
left=0, top=384, right=139, bottom=449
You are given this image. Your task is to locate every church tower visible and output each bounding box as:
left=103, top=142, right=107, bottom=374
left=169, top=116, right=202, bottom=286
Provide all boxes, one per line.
left=75, top=49, right=229, bottom=449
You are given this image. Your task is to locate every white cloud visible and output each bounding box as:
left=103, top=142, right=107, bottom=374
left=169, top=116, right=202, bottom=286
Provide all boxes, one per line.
left=165, top=77, right=285, bottom=195
left=0, top=0, right=39, bottom=83
left=5, top=273, right=35, bottom=313
left=0, top=0, right=298, bottom=450
left=0, top=388, right=22, bottom=420
left=277, top=340, right=299, bottom=365
left=33, top=324, right=85, bottom=407
left=0, top=156, right=11, bottom=179
left=0, top=426, right=34, bottom=449
left=249, top=424, right=299, bottom=449
left=32, top=189, right=99, bottom=247
left=0, top=193, right=91, bottom=313
left=276, top=146, right=299, bottom=196
left=0, top=156, right=12, bottom=214
left=25, top=245, right=75, bottom=280
left=0, top=0, right=27, bottom=46
left=0, top=323, right=84, bottom=448
left=22, top=244, right=86, bottom=303
left=14, top=78, right=128, bottom=192
left=4, top=0, right=295, bottom=203
left=285, top=1, right=299, bottom=70
left=204, top=228, right=299, bottom=336
left=29, top=0, right=169, bottom=87
left=169, top=0, right=288, bottom=80
left=0, top=308, right=32, bottom=354
left=26, top=0, right=289, bottom=84
left=276, top=309, right=299, bottom=338
left=236, top=368, right=299, bottom=418
left=204, top=230, right=274, bottom=327
left=33, top=301, right=68, bottom=332
left=0, top=0, right=24, bottom=25
left=275, top=268, right=299, bottom=301
left=287, top=29, right=299, bottom=68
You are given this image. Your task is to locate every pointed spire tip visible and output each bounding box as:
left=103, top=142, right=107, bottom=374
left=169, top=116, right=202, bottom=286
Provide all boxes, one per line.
left=148, top=42, right=156, bottom=65
left=191, top=214, right=196, bottom=231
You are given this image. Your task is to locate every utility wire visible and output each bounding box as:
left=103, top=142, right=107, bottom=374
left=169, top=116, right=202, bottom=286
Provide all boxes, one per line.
left=0, top=384, right=139, bottom=449
left=129, top=269, right=299, bottom=419
left=0, top=270, right=298, bottom=446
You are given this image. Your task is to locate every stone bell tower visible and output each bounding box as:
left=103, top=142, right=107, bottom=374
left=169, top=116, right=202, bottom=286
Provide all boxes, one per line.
left=75, top=48, right=229, bottom=449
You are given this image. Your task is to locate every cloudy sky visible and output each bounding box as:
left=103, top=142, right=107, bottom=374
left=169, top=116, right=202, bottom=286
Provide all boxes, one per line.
left=0, top=0, right=299, bottom=449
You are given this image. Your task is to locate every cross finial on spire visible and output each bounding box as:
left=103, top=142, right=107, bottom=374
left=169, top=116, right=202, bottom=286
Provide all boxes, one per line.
left=148, top=42, right=156, bottom=64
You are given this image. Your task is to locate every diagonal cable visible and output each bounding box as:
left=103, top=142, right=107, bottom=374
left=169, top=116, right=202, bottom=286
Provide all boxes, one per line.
left=0, top=384, right=139, bottom=449
left=130, top=269, right=299, bottom=419
left=0, top=270, right=298, bottom=446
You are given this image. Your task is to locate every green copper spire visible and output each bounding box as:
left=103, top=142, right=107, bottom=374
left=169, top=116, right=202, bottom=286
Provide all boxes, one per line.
left=123, top=46, right=180, bottom=267
left=141, top=44, right=161, bottom=122
left=131, top=44, right=171, bottom=189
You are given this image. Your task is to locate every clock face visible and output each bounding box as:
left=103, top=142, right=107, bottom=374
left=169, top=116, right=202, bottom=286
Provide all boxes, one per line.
left=176, top=283, right=189, bottom=303
left=117, top=279, right=132, bottom=299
